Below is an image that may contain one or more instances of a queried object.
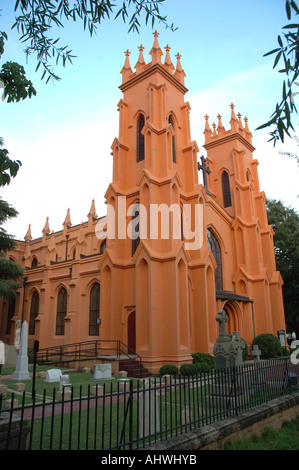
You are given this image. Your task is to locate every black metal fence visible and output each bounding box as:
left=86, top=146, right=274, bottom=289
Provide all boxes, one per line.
left=1, top=358, right=299, bottom=450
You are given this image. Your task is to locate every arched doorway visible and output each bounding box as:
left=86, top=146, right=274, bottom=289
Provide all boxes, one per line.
left=223, top=301, right=240, bottom=334
left=127, top=311, right=136, bottom=353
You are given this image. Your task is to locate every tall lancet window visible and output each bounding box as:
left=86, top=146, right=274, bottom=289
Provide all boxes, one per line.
left=169, top=115, right=176, bottom=163
left=136, top=114, right=145, bottom=162
left=132, top=204, right=140, bottom=256
left=221, top=171, right=232, bottom=208
left=207, top=229, right=223, bottom=292
left=56, top=287, right=67, bottom=335
left=89, top=283, right=100, bottom=336
left=29, top=291, right=39, bottom=335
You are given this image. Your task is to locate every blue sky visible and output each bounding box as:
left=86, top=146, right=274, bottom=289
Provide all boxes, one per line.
left=1, top=0, right=298, bottom=240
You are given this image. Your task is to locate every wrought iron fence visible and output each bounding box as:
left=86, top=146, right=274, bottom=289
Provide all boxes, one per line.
left=1, top=358, right=298, bottom=450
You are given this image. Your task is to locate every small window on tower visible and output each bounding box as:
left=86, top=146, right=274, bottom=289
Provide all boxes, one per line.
left=221, top=171, right=232, bottom=208
left=169, top=115, right=176, bottom=163
left=136, top=114, right=145, bottom=162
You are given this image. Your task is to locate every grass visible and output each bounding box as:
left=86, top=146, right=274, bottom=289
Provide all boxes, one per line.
left=224, top=415, right=299, bottom=450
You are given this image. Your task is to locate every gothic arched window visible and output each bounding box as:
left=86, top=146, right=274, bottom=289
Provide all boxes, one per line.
left=56, top=287, right=67, bottom=335
left=89, top=282, right=100, bottom=336
left=132, top=204, right=140, bottom=256
left=221, top=171, right=232, bottom=208
left=169, top=115, right=176, bottom=163
left=207, top=229, right=223, bottom=291
left=29, top=291, right=39, bottom=335
left=31, top=257, right=38, bottom=268
left=136, top=114, right=145, bottom=162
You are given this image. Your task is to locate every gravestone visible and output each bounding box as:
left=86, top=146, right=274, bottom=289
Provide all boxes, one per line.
left=211, top=311, right=244, bottom=407
left=231, top=332, right=245, bottom=367
left=59, top=375, right=71, bottom=393
left=92, top=363, right=112, bottom=380
left=12, top=321, right=30, bottom=381
left=14, top=320, right=21, bottom=352
left=213, top=310, right=237, bottom=370
left=138, top=379, right=160, bottom=439
left=252, top=344, right=261, bottom=362
left=45, top=369, right=62, bottom=383
left=0, top=341, right=4, bottom=374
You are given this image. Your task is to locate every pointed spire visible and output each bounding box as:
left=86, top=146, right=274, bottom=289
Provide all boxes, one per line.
left=237, top=112, right=244, bottom=131
left=203, top=114, right=212, bottom=142
left=163, top=44, right=174, bottom=73
left=88, top=199, right=98, bottom=219
left=149, top=30, right=163, bottom=64
left=24, top=224, right=32, bottom=242
left=229, top=102, right=238, bottom=131
left=174, top=52, right=186, bottom=84
left=212, top=122, right=217, bottom=137
left=121, top=49, right=133, bottom=83
left=135, top=44, right=145, bottom=72
left=63, top=208, right=72, bottom=228
left=42, top=217, right=50, bottom=235
left=244, top=116, right=252, bottom=142
left=217, top=113, right=225, bottom=135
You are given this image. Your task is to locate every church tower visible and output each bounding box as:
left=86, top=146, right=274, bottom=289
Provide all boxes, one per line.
left=203, top=104, right=285, bottom=340
left=99, top=32, right=201, bottom=372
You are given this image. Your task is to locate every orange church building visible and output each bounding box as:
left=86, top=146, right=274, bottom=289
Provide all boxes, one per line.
left=0, top=32, right=286, bottom=373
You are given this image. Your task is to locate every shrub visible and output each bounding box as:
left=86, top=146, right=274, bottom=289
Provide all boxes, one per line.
left=180, top=363, right=198, bottom=376
left=191, top=352, right=215, bottom=372
left=159, top=364, right=178, bottom=376
left=253, top=333, right=283, bottom=359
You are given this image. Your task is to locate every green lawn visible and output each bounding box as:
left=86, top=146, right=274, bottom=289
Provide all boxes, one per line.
left=224, top=415, right=299, bottom=450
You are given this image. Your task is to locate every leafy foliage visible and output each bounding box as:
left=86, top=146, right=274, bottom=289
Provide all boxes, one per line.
left=257, top=0, right=299, bottom=144
left=159, top=364, right=178, bottom=376
left=0, top=197, right=23, bottom=299
left=253, top=333, right=283, bottom=359
left=12, top=0, right=176, bottom=84
left=191, top=352, right=215, bottom=372
left=266, top=199, right=299, bottom=336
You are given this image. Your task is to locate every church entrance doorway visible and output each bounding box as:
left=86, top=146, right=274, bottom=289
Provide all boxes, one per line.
left=223, top=301, right=240, bottom=334
left=127, top=311, right=136, bottom=353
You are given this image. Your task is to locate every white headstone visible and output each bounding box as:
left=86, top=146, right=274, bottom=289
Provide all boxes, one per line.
left=59, top=374, right=71, bottom=393
left=92, top=363, right=112, bottom=380
left=12, top=321, right=30, bottom=381
left=45, top=369, right=62, bottom=383
left=0, top=341, right=5, bottom=367
left=138, top=379, right=160, bottom=438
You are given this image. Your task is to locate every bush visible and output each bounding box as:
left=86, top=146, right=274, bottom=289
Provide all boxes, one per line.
left=180, top=363, right=198, bottom=376
left=253, top=333, right=283, bottom=359
left=159, top=364, right=178, bottom=376
left=191, top=352, right=215, bottom=372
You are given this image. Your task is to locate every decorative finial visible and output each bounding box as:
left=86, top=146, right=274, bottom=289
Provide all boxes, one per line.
left=217, top=114, right=225, bottom=134
left=121, top=49, right=133, bottom=83
left=174, top=52, right=186, bottom=84
left=164, top=44, right=174, bottom=72
left=203, top=114, right=212, bottom=141
left=150, top=30, right=162, bottom=64
left=230, top=102, right=237, bottom=130
left=24, top=224, right=32, bottom=242
left=237, top=112, right=244, bottom=130
left=135, top=44, right=145, bottom=72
